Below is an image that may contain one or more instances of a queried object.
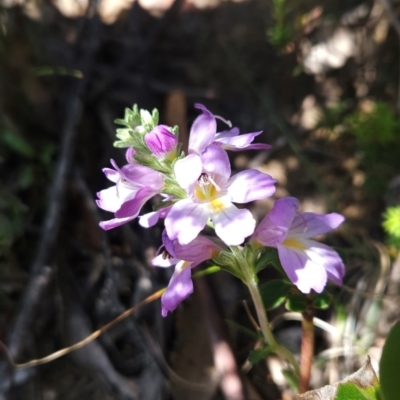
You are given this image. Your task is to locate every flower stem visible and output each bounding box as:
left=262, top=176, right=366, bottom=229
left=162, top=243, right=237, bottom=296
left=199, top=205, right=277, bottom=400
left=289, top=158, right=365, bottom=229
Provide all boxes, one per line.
left=299, top=308, right=315, bottom=393
left=231, top=246, right=300, bottom=376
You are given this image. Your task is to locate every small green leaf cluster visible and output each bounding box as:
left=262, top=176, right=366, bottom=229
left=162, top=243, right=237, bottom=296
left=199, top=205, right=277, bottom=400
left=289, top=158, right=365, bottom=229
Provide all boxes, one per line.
left=380, top=320, right=400, bottom=400
left=114, top=105, right=160, bottom=149
left=259, top=279, right=332, bottom=312
left=113, top=105, right=183, bottom=179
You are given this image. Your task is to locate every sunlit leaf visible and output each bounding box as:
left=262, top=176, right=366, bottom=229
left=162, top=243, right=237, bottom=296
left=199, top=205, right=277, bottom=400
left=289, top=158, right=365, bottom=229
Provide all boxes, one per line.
left=380, top=319, right=400, bottom=400
left=259, top=279, right=291, bottom=309
left=285, top=293, right=307, bottom=313
left=312, top=292, right=332, bottom=310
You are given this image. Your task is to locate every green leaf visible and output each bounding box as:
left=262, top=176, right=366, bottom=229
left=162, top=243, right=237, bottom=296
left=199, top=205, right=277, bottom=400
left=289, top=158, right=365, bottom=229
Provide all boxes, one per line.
left=312, top=292, right=332, bottom=310
left=285, top=293, right=307, bottom=313
left=255, top=247, right=279, bottom=273
left=380, top=320, right=400, bottom=400
left=259, top=280, right=291, bottom=310
left=248, top=346, right=273, bottom=364
left=299, top=357, right=379, bottom=400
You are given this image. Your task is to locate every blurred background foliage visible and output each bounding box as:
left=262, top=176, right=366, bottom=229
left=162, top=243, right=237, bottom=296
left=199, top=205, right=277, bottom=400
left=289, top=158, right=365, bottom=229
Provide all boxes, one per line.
left=1, top=0, right=400, bottom=399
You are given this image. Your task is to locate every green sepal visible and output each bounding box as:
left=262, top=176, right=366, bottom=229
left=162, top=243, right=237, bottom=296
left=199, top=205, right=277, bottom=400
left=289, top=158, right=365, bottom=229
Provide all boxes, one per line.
left=255, top=247, right=280, bottom=273
left=259, top=279, right=292, bottom=310
left=243, top=243, right=257, bottom=271
left=114, top=118, right=127, bottom=126
left=248, top=346, right=273, bottom=364
left=212, top=251, right=244, bottom=281
left=115, top=127, right=133, bottom=141
left=152, top=199, right=177, bottom=212
left=152, top=108, right=159, bottom=126
left=113, top=140, right=130, bottom=148
left=312, top=291, right=332, bottom=310
left=162, top=177, right=187, bottom=199
left=285, top=293, right=308, bottom=313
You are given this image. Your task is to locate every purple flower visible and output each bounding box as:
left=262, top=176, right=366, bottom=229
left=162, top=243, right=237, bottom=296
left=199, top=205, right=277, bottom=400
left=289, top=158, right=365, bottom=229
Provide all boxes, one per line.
left=152, top=231, right=223, bottom=316
left=214, top=127, right=271, bottom=151
left=251, top=197, right=345, bottom=293
left=165, top=144, right=276, bottom=246
left=144, top=125, right=178, bottom=159
left=189, top=104, right=270, bottom=154
left=96, top=159, right=164, bottom=230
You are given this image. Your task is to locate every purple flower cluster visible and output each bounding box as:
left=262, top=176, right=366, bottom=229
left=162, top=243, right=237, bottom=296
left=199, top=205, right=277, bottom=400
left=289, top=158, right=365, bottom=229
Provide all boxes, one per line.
left=97, top=104, right=345, bottom=316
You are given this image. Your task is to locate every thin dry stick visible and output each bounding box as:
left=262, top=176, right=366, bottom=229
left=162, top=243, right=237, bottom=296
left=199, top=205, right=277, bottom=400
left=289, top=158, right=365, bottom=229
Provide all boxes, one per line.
left=0, top=288, right=165, bottom=370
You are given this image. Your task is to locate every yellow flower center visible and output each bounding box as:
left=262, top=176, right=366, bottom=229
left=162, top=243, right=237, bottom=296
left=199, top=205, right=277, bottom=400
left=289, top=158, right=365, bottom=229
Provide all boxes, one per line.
left=282, top=237, right=306, bottom=251
left=194, top=173, right=219, bottom=202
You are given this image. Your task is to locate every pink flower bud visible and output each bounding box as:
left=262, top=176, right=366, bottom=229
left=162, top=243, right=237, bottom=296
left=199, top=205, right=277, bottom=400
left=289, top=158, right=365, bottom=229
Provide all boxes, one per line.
left=144, top=125, right=177, bottom=158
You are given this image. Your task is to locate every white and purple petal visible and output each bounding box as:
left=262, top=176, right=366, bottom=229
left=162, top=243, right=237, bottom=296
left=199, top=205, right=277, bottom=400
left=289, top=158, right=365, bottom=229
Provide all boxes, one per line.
left=200, top=144, right=231, bottom=184
left=289, top=212, right=345, bottom=238
left=96, top=186, right=127, bottom=213
left=115, top=186, right=160, bottom=219
left=276, top=245, right=328, bottom=293
left=211, top=201, right=256, bottom=245
left=165, top=199, right=209, bottom=245
left=188, top=104, right=217, bottom=154
left=174, top=235, right=223, bottom=265
left=161, top=266, right=193, bottom=317
left=303, top=240, right=345, bottom=286
left=99, top=215, right=137, bottom=231
left=228, top=169, right=276, bottom=203
left=251, top=197, right=299, bottom=246
left=174, top=154, right=202, bottom=190
left=215, top=130, right=271, bottom=151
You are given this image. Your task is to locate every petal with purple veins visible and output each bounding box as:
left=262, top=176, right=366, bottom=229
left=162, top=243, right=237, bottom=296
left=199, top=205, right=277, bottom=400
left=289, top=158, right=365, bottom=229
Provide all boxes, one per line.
left=211, top=201, right=256, bottom=245
left=188, top=104, right=217, bottom=154
left=289, top=212, right=345, bottom=238
left=165, top=199, right=209, bottom=245
left=174, top=235, right=223, bottom=265
left=228, top=169, right=276, bottom=203
left=115, top=186, right=159, bottom=218
left=200, top=144, right=231, bottom=183
left=277, top=244, right=328, bottom=293
left=96, top=186, right=126, bottom=213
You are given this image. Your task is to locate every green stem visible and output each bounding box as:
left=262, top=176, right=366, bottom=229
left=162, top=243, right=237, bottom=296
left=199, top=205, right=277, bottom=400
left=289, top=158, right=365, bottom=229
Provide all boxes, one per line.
left=231, top=246, right=300, bottom=375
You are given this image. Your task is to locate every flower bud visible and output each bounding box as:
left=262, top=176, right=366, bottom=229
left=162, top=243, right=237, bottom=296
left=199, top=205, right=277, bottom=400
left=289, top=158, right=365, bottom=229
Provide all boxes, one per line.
left=144, top=125, right=177, bottom=159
